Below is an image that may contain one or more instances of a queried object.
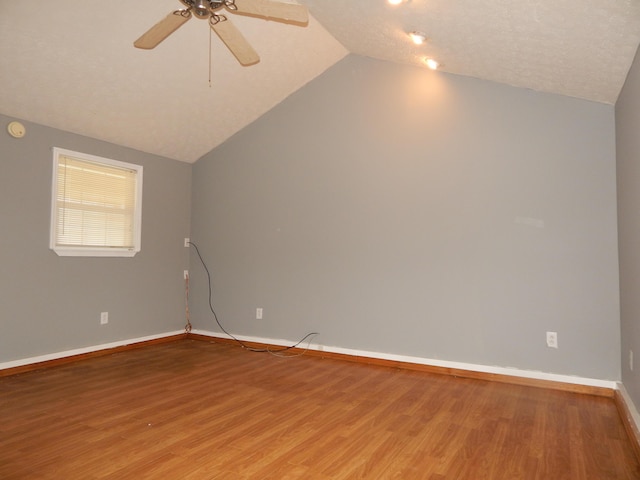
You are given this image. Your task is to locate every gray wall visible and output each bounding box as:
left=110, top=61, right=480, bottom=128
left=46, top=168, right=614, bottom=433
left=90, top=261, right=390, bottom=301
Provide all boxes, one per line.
left=617, top=46, right=640, bottom=403
left=0, top=113, right=191, bottom=362
left=191, top=55, right=620, bottom=380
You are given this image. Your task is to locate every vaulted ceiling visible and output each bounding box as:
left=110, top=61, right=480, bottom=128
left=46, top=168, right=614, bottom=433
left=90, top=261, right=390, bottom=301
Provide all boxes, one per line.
left=1, top=0, right=639, bottom=163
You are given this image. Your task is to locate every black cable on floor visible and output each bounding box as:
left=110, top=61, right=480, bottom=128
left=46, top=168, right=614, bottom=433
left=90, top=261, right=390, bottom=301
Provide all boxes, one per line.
left=187, top=241, right=319, bottom=356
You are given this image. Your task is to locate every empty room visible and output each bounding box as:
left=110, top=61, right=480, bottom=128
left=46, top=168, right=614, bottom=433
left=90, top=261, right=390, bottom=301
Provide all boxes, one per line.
left=2, top=0, right=640, bottom=478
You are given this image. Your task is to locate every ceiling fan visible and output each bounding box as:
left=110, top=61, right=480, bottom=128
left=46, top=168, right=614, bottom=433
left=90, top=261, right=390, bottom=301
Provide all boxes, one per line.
left=134, top=0, right=309, bottom=66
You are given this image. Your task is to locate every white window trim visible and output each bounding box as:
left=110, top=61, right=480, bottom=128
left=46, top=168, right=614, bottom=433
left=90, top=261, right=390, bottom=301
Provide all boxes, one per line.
left=50, top=147, right=143, bottom=257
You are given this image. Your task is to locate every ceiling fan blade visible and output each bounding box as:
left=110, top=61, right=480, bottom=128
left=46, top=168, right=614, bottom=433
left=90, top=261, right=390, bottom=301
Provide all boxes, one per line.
left=134, top=10, right=192, bottom=49
left=211, top=18, right=260, bottom=66
left=233, top=0, right=308, bottom=24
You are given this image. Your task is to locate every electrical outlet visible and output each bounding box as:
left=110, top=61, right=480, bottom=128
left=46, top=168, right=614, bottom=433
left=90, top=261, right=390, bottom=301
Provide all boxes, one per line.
left=631, top=350, right=634, bottom=371
left=100, top=312, right=109, bottom=325
left=256, top=308, right=263, bottom=320
left=184, top=238, right=190, bottom=248
left=546, top=331, right=558, bottom=348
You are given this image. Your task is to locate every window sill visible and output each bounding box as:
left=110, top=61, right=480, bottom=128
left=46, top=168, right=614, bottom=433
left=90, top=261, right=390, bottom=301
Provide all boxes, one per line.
left=51, top=247, right=139, bottom=257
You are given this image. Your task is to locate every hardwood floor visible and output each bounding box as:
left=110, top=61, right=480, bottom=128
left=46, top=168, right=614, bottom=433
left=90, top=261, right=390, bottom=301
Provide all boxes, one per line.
left=1, top=339, right=638, bottom=479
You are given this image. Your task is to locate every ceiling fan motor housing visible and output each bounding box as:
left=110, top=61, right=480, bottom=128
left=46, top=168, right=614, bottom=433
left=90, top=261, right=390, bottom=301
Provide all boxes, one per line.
left=181, top=0, right=228, bottom=18
left=194, top=1, right=210, bottom=18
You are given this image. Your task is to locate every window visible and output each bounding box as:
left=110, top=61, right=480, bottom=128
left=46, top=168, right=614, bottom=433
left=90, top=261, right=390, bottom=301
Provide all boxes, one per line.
left=50, top=148, right=143, bottom=257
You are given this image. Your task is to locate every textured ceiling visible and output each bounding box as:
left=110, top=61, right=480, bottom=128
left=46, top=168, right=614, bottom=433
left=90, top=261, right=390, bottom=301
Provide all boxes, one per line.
left=1, top=0, right=639, bottom=163
left=305, top=0, right=640, bottom=105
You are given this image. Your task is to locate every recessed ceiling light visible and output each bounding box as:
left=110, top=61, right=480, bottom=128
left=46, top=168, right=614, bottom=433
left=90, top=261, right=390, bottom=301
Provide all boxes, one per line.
left=388, top=0, right=407, bottom=5
left=409, top=31, right=427, bottom=45
left=424, top=58, right=440, bottom=70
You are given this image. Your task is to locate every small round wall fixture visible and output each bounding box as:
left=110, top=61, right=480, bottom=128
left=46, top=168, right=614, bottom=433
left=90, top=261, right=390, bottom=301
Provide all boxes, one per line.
left=7, top=121, right=26, bottom=139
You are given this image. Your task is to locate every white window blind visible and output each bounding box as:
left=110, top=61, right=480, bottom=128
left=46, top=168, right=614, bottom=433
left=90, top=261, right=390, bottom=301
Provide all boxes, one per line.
left=50, top=148, right=143, bottom=257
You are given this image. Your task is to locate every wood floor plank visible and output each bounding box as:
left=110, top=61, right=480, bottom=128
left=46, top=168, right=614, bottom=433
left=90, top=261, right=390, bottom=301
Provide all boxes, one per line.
left=0, top=339, right=638, bottom=479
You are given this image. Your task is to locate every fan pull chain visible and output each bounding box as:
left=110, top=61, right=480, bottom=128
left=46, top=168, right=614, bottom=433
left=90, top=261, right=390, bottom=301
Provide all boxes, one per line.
left=209, top=26, right=213, bottom=87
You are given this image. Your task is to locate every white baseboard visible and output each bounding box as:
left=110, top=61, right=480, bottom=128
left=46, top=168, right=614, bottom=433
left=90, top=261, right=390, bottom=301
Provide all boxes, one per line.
left=191, top=329, right=618, bottom=390
left=0, top=330, right=185, bottom=371
left=618, top=382, right=640, bottom=431
left=2, top=328, right=620, bottom=392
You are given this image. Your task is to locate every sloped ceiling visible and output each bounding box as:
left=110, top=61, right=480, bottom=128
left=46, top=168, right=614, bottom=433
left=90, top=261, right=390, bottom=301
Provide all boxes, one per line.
left=0, top=1, right=347, bottom=163
left=1, top=0, right=639, bottom=163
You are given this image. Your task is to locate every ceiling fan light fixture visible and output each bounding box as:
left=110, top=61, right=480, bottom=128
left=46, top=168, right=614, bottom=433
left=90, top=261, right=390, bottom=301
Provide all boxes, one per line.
left=193, top=0, right=211, bottom=18
left=409, top=31, right=427, bottom=45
